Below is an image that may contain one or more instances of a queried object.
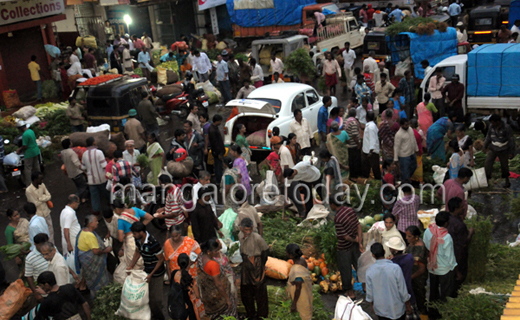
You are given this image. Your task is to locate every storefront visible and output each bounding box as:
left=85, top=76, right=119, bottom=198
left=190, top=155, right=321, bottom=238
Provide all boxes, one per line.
left=0, top=0, right=66, bottom=102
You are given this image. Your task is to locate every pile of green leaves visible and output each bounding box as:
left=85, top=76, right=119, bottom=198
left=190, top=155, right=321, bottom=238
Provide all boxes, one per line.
left=235, top=52, right=249, bottom=63
left=137, top=154, right=150, bottom=168
left=262, top=211, right=318, bottom=260
left=385, top=17, right=434, bottom=36
left=285, top=48, right=316, bottom=79
left=466, top=217, right=493, bottom=283
left=0, top=242, right=30, bottom=260
left=206, top=49, right=221, bottom=61
left=350, top=180, right=382, bottom=216
left=313, top=222, right=337, bottom=271
left=42, top=80, right=58, bottom=99
left=42, top=109, right=71, bottom=136
left=431, top=287, right=507, bottom=320
left=91, top=282, right=126, bottom=320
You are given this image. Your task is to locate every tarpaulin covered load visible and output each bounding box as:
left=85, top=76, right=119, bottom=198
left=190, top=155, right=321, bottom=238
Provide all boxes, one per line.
left=386, top=27, right=458, bottom=79
left=227, top=0, right=317, bottom=27
left=467, top=43, right=520, bottom=97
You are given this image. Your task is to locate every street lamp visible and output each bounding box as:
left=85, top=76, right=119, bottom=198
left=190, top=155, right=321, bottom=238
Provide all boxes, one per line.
left=123, top=14, right=132, bottom=34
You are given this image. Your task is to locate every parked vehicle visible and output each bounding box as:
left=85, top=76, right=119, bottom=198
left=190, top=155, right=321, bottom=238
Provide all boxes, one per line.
left=223, top=83, right=338, bottom=153
left=3, top=135, right=44, bottom=187
left=419, top=44, right=520, bottom=115
left=467, top=5, right=509, bottom=44
left=228, top=1, right=339, bottom=39
left=86, top=77, right=148, bottom=133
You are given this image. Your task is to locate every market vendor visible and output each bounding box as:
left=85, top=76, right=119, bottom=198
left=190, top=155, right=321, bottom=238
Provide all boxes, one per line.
left=160, top=51, right=175, bottom=63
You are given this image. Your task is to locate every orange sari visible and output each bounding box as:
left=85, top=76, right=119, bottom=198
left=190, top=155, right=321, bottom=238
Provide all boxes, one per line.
left=165, top=237, right=205, bottom=318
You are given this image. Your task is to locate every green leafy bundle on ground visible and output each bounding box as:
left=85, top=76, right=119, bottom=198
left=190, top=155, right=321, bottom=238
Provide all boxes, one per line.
left=285, top=48, right=316, bottom=79
left=42, top=80, right=58, bottom=99
left=91, top=282, right=126, bottom=320
left=466, top=217, right=493, bottom=283
left=313, top=222, right=337, bottom=270
left=385, top=17, right=434, bottom=36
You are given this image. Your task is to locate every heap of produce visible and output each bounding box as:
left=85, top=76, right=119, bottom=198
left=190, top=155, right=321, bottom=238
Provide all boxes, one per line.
left=157, top=60, right=179, bottom=73
left=0, top=242, right=31, bottom=260
left=34, top=102, right=68, bottom=118
left=79, top=74, right=123, bottom=86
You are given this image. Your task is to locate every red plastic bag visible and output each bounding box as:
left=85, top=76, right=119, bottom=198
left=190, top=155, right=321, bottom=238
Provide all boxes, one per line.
left=0, top=279, right=32, bottom=320
left=72, top=146, right=87, bottom=160
left=2, top=89, right=22, bottom=109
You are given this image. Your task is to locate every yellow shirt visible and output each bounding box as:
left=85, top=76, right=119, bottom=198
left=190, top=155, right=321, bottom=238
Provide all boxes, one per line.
left=28, top=61, right=40, bottom=81
left=77, top=231, right=99, bottom=251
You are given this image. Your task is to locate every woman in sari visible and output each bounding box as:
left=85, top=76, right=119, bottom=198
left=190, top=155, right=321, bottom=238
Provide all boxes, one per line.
left=326, top=121, right=349, bottom=170
left=411, top=119, right=425, bottom=183
left=326, top=107, right=341, bottom=133
left=222, top=157, right=241, bottom=212
left=390, top=88, right=406, bottom=120
left=287, top=133, right=302, bottom=165
left=229, top=144, right=251, bottom=196
left=448, top=139, right=465, bottom=179
left=286, top=244, right=313, bottom=320
left=146, top=133, right=165, bottom=186
left=405, top=226, right=428, bottom=315
left=75, top=215, right=111, bottom=297
left=379, top=108, right=396, bottom=161
left=5, top=209, right=29, bottom=245
left=214, top=240, right=237, bottom=300
left=416, top=92, right=435, bottom=135
left=165, top=224, right=205, bottom=319
left=197, top=238, right=237, bottom=319
left=114, top=199, right=152, bottom=270
left=455, top=125, right=474, bottom=167
left=382, top=213, right=405, bottom=258
left=427, top=116, right=454, bottom=161
left=173, top=253, right=199, bottom=320
left=235, top=124, right=251, bottom=164
left=320, top=149, right=343, bottom=204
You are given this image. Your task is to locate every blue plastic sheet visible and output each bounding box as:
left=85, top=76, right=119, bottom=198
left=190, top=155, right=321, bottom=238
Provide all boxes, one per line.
left=467, top=43, right=520, bottom=97
left=509, top=0, right=520, bottom=29
left=44, top=44, right=61, bottom=58
left=227, top=0, right=317, bottom=27
left=386, top=27, right=458, bottom=79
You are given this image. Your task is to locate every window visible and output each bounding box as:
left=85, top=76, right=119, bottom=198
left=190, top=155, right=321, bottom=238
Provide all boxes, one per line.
left=251, top=98, right=282, bottom=113
left=367, top=41, right=381, bottom=51
left=291, top=93, right=307, bottom=112
left=475, top=18, right=492, bottom=26
left=305, top=90, right=320, bottom=106
left=442, top=66, right=456, bottom=81
left=349, top=20, right=359, bottom=31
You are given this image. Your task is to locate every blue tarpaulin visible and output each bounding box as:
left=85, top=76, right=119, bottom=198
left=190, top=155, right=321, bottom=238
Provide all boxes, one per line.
left=227, top=0, right=317, bottom=27
left=386, top=27, right=458, bottom=79
left=467, top=43, right=520, bottom=97
left=509, top=0, right=520, bottom=29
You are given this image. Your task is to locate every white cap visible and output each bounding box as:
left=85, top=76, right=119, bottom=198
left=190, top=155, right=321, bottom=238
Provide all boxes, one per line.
left=385, top=236, right=406, bottom=251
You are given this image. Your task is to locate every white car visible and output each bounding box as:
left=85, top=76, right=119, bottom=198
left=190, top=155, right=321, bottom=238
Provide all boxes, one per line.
left=223, top=83, right=338, bottom=152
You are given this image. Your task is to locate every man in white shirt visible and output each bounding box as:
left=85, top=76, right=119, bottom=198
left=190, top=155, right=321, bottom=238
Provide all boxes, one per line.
left=236, top=79, right=256, bottom=99
left=187, top=105, right=202, bottom=134
left=289, top=109, right=313, bottom=155
left=60, top=195, right=81, bottom=255
left=272, top=136, right=294, bottom=170
left=273, top=72, right=284, bottom=83
left=356, top=98, right=369, bottom=129
left=373, top=61, right=389, bottom=85
left=40, top=242, right=77, bottom=286
left=27, top=202, right=49, bottom=250
left=448, top=1, right=461, bottom=27
left=511, top=20, right=520, bottom=42
left=192, top=49, right=212, bottom=83
left=81, top=137, right=108, bottom=215
left=342, top=42, right=356, bottom=94
left=428, top=68, right=446, bottom=118
left=270, top=53, right=284, bottom=77
left=394, top=118, right=419, bottom=183
left=122, top=44, right=133, bottom=72
left=26, top=172, right=53, bottom=241
left=362, top=111, right=381, bottom=179
left=363, top=51, right=378, bottom=73
left=25, top=233, right=49, bottom=301
left=142, top=32, right=153, bottom=49
left=192, top=170, right=217, bottom=216
left=283, top=160, right=321, bottom=218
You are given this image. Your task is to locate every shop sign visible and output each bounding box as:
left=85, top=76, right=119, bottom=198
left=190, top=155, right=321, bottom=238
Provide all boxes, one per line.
left=198, top=0, right=226, bottom=11
left=0, top=0, right=65, bottom=26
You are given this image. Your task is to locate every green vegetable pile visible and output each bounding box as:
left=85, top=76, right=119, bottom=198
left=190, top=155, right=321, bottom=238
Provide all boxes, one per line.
left=157, top=60, right=179, bottom=73
left=42, top=80, right=58, bottom=99
left=205, top=49, right=221, bottom=61
left=91, top=282, right=126, bottom=320
left=385, top=17, right=435, bottom=36
left=235, top=52, right=249, bottom=63
left=227, top=242, right=239, bottom=258
left=285, top=48, right=316, bottom=79
left=34, top=102, right=68, bottom=118
left=136, top=154, right=150, bottom=168
left=0, top=242, right=31, bottom=260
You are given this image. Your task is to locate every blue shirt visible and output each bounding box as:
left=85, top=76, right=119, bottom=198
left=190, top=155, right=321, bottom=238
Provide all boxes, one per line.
left=448, top=3, right=461, bottom=16
left=28, top=215, right=50, bottom=250
left=390, top=8, right=404, bottom=22
left=138, top=51, right=151, bottom=66
left=106, top=45, right=113, bottom=59
left=216, top=60, right=229, bottom=82
left=117, top=207, right=147, bottom=234
left=366, top=259, right=411, bottom=319
left=423, top=226, right=458, bottom=275
left=355, top=83, right=372, bottom=100
left=318, top=105, right=329, bottom=133
left=160, top=53, right=175, bottom=62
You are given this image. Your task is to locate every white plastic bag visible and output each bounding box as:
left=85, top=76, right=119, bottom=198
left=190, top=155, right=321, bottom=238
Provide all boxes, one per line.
left=395, top=57, right=412, bottom=77
left=116, top=270, right=151, bottom=319
left=113, top=258, right=128, bottom=284
left=86, top=124, right=111, bottom=133
left=357, top=240, right=376, bottom=283
left=432, top=165, right=448, bottom=185
left=4, top=152, right=21, bottom=166
left=229, top=241, right=243, bottom=264
left=463, top=168, right=488, bottom=190
left=298, top=204, right=329, bottom=228
left=65, top=251, right=78, bottom=284
left=334, top=295, right=372, bottom=320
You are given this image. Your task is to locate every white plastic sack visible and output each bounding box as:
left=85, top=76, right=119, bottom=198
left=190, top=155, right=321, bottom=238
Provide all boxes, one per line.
left=463, top=168, right=488, bottom=190
left=13, top=106, right=37, bottom=120
left=116, top=270, right=151, bottom=320
left=334, top=296, right=372, bottom=320
left=229, top=241, right=243, bottom=264
left=357, top=240, right=376, bottom=283
left=432, top=165, right=448, bottom=185
left=87, top=124, right=111, bottom=139
left=4, top=152, right=21, bottom=166
left=113, top=258, right=128, bottom=284
left=25, top=115, right=41, bottom=126
left=298, top=204, right=329, bottom=228
left=395, top=57, right=412, bottom=77
left=218, top=208, right=238, bottom=240
left=65, top=251, right=78, bottom=284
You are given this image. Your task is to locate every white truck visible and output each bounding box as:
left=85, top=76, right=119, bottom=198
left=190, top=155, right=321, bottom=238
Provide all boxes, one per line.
left=419, top=44, right=520, bottom=114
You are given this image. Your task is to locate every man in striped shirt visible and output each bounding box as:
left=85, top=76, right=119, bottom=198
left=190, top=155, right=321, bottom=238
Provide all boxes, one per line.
left=392, top=185, right=421, bottom=234
left=25, top=233, right=49, bottom=302
left=111, top=150, right=138, bottom=183
left=331, top=196, right=363, bottom=300
left=154, top=174, right=185, bottom=229
left=81, top=137, right=108, bottom=215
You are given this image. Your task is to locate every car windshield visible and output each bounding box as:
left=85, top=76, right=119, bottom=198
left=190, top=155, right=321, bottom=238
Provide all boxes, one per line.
left=250, top=98, right=282, bottom=113
left=475, top=18, right=492, bottom=26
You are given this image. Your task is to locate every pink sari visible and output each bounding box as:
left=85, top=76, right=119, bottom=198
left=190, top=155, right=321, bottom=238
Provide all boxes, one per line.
left=417, top=102, right=433, bottom=136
